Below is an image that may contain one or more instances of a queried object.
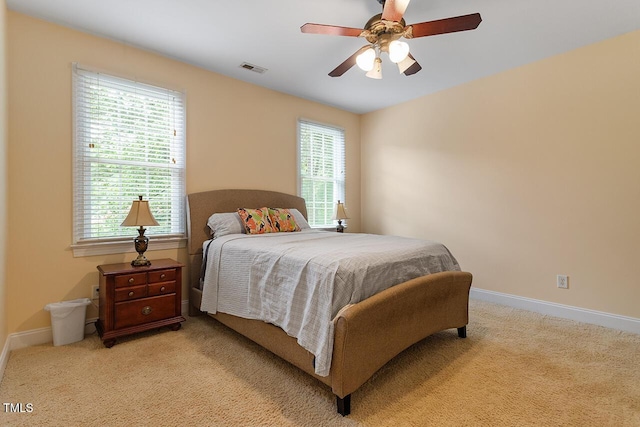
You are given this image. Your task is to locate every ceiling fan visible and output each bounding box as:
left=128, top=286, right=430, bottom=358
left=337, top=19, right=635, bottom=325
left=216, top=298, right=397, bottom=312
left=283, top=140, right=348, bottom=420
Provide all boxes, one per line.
left=301, top=0, right=482, bottom=79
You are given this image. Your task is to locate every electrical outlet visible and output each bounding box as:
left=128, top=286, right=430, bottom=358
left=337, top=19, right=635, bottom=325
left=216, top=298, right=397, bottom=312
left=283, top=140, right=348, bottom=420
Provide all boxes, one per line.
left=557, top=275, right=569, bottom=289
left=91, top=284, right=100, bottom=300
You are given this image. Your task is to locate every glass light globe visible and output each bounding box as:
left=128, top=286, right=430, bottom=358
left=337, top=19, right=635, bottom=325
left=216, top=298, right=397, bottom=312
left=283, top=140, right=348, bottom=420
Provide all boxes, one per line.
left=356, top=48, right=376, bottom=71
left=388, top=40, right=410, bottom=63
left=365, top=58, right=383, bottom=79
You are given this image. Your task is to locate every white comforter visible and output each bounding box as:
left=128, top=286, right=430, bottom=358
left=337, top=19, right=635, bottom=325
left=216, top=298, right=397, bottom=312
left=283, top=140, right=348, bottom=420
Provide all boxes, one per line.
left=200, top=230, right=460, bottom=376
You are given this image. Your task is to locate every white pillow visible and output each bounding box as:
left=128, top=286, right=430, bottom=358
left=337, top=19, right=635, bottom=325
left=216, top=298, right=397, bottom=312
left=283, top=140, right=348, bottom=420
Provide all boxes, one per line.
left=207, top=212, right=245, bottom=239
left=290, top=208, right=311, bottom=230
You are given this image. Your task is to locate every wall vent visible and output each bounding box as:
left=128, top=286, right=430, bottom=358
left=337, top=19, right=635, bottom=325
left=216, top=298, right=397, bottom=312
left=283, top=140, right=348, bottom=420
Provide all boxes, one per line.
left=239, top=62, right=268, bottom=74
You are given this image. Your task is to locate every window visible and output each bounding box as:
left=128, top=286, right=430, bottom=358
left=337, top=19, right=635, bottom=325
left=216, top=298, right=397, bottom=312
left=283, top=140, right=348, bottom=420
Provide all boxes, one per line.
left=297, top=119, right=346, bottom=228
left=72, top=64, right=186, bottom=256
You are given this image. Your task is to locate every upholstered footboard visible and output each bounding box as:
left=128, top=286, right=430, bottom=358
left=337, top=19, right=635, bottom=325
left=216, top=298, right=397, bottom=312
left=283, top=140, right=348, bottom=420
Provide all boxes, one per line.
left=330, top=270, right=472, bottom=415
left=189, top=270, right=472, bottom=416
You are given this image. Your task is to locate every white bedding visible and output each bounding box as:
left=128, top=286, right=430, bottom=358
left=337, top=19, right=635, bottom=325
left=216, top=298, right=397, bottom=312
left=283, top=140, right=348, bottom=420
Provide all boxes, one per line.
left=200, top=230, right=460, bottom=376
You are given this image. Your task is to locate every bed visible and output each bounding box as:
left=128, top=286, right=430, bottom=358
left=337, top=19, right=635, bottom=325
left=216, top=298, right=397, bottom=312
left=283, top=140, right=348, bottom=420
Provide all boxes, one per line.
left=186, top=189, right=472, bottom=416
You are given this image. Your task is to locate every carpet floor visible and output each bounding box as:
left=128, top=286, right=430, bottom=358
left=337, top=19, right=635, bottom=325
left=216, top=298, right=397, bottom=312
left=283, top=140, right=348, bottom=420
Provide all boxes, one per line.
left=1, top=299, right=638, bottom=426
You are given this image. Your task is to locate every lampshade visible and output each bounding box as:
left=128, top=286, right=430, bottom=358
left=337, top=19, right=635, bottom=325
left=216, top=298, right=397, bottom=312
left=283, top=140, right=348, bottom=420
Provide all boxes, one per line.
left=388, top=40, right=410, bottom=63
left=365, top=57, right=383, bottom=80
left=121, top=196, right=159, bottom=227
left=332, top=200, right=350, bottom=221
left=356, top=48, right=376, bottom=71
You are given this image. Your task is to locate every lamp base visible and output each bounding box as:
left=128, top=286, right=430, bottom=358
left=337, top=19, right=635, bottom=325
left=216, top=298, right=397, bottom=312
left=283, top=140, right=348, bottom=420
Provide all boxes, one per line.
left=131, top=226, right=152, bottom=266
left=131, top=254, right=152, bottom=267
left=336, top=220, right=344, bottom=233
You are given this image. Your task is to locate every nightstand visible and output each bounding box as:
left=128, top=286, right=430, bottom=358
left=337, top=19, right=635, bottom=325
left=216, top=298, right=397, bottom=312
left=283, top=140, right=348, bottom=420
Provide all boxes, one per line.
left=96, top=258, right=185, bottom=348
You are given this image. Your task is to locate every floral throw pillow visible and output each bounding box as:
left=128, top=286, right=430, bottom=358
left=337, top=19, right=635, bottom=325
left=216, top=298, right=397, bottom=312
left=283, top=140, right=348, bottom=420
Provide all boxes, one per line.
left=237, top=207, right=274, bottom=234
left=269, top=208, right=301, bottom=233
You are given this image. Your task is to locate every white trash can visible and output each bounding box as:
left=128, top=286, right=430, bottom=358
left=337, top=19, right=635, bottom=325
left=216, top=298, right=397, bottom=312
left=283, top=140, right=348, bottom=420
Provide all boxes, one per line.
left=44, top=298, right=92, bottom=346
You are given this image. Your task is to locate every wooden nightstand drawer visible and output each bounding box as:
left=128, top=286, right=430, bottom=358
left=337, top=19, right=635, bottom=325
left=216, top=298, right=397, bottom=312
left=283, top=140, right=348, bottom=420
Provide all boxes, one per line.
left=114, top=294, right=177, bottom=329
left=148, top=281, right=175, bottom=297
left=148, top=269, right=176, bottom=283
left=115, top=272, right=147, bottom=288
left=115, top=285, right=148, bottom=302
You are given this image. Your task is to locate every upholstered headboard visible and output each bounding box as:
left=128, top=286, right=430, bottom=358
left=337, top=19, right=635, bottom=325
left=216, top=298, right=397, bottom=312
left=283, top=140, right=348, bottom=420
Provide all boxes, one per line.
left=186, top=189, right=307, bottom=255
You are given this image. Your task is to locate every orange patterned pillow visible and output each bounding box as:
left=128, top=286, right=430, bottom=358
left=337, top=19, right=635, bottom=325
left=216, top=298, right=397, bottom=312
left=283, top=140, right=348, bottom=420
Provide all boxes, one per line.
left=268, top=208, right=301, bottom=233
left=237, top=207, right=274, bottom=234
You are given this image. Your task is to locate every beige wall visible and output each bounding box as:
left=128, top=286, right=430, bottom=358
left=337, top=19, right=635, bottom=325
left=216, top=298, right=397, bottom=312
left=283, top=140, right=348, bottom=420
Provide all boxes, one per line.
left=6, top=12, right=361, bottom=333
left=362, top=30, right=640, bottom=319
left=1, top=0, right=8, bottom=349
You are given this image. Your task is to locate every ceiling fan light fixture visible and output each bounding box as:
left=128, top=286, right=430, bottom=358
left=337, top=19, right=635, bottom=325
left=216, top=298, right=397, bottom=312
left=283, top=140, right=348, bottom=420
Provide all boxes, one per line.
left=366, top=57, right=383, bottom=79
left=356, top=48, right=376, bottom=71
left=397, top=54, right=416, bottom=73
left=301, top=1, right=482, bottom=79
left=388, top=40, right=410, bottom=63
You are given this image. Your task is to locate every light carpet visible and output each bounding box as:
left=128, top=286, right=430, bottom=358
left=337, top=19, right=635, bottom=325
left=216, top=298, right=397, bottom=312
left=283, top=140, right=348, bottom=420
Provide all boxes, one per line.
left=1, top=300, right=638, bottom=426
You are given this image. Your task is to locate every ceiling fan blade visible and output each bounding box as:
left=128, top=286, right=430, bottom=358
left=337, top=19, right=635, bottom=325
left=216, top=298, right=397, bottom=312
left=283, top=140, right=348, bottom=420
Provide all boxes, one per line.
left=301, top=23, right=365, bottom=37
left=381, top=0, right=411, bottom=22
left=400, top=53, right=422, bottom=76
left=329, top=45, right=371, bottom=77
left=409, top=13, right=482, bottom=38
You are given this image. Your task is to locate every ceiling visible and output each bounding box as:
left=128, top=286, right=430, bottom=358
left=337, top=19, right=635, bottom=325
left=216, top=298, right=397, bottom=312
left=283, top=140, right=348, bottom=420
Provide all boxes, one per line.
left=7, top=0, right=640, bottom=114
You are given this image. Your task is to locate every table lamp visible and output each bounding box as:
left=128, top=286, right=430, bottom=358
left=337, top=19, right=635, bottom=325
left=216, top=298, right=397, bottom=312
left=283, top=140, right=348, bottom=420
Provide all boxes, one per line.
left=332, top=200, right=349, bottom=233
left=121, top=195, right=159, bottom=266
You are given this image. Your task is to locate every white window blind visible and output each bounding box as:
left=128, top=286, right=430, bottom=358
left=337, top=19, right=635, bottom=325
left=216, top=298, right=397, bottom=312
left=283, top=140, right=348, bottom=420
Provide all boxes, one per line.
left=297, top=119, right=346, bottom=228
left=72, top=64, right=186, bottom=245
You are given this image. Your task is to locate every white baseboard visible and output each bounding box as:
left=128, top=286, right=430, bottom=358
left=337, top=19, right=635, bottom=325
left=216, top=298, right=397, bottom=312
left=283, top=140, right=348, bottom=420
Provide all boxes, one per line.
left=470, top=288, right=640, bottom=334
left=0, top=336, right=9, bottom=382
left=9, top=326, right=53, bottom=351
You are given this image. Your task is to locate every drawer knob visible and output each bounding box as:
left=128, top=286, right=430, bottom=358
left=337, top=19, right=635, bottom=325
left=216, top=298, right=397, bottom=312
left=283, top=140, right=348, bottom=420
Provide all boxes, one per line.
left=141, top=306, right=152, bottom=316
left=128, top=291, right=134, bottom=297
left=160, top=273, right=166, bottom=280
left=128, top=278, right=135, bottom=284
left=160, top=286, right=166, bottom=292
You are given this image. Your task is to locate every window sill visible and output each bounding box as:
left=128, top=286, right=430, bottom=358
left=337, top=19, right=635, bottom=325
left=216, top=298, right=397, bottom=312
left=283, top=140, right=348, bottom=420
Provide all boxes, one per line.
left=71, top=236, right=186, bottom=258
